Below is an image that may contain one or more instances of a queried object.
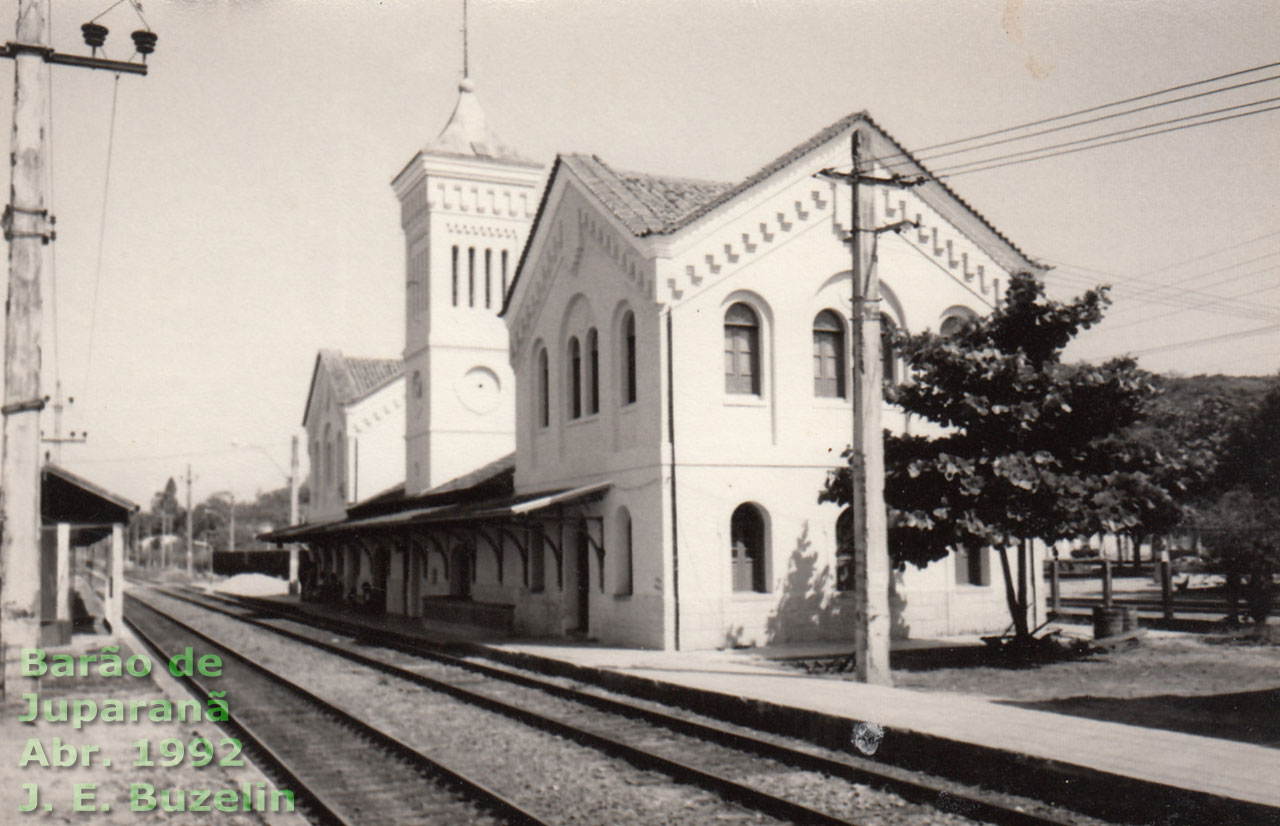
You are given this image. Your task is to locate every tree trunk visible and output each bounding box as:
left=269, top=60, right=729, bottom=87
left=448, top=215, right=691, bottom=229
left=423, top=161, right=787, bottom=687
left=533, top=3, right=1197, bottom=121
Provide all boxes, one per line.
left=996, top=544, right=1031, bottom=640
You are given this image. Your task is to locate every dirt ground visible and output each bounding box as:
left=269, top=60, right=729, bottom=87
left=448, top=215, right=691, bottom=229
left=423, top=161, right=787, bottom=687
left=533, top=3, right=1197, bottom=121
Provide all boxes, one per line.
left=891, top=632, right=1280, bottom=747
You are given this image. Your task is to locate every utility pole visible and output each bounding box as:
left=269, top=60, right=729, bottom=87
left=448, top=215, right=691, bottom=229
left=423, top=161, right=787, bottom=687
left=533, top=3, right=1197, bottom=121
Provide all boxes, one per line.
left=288, top=434, right=300, bottom=593
left=820, top=128, right=923, bottom=685
left=184, top=464, right=193, bottom=576
left=0, top=1, right=153, bottom=696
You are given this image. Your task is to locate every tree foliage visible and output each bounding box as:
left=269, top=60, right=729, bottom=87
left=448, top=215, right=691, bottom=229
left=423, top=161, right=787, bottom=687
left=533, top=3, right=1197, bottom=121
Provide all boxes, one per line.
left=821, top=272, right=1170, bottom=639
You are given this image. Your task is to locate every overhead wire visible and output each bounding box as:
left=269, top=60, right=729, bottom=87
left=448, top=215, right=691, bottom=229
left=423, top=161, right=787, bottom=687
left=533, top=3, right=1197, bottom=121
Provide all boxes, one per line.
left=81, top=72, right=122, bottom=400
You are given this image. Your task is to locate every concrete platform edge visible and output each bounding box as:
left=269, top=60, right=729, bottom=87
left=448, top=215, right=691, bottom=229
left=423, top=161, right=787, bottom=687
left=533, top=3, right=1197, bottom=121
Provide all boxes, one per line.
left=472, top=643, right=1280, bottom=826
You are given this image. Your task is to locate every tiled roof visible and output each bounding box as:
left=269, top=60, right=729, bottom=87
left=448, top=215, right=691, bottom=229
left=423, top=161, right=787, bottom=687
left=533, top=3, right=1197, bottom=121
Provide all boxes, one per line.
left=557, top=112, right=1043, bottom=270
left=317, top=350, right=404, bottom=406
left=560, top=154, right=733, bottom=236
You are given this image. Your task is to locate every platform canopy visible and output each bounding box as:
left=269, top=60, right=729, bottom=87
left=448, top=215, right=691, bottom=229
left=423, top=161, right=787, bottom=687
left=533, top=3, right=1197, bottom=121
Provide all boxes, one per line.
left=42, top=464, right=138, bottom=545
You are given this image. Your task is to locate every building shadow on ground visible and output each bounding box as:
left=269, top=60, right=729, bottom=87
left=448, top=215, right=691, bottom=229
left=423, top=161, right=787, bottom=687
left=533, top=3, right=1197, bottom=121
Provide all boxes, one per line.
left=1001, top=687, right=1280, bottom=747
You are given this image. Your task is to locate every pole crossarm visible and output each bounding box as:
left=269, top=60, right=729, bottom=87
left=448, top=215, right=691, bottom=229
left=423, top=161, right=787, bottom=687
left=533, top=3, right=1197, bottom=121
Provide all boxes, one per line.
left=0, top=42, right=148, bottom=75
left=817, top=168, right=926, bottom=188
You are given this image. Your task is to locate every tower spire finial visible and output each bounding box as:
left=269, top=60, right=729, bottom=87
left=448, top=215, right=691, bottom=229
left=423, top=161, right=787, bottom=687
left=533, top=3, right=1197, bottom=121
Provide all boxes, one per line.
left=462, top=0, right=469, bottom=79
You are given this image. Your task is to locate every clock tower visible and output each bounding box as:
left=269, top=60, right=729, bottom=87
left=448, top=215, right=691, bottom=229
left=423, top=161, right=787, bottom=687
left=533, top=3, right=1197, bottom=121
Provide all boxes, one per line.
left=391, top=78, right=543, bottom=494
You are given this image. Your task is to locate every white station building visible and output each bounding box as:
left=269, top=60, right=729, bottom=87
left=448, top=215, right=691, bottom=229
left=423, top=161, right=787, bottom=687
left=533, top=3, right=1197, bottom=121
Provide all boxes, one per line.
left=275, top=78, right=1049, bottom=650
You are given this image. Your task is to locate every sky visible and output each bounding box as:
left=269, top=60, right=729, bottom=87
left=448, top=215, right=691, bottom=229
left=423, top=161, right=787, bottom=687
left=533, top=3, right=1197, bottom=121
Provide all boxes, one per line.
left=1, top=0, right=1277, bottom=507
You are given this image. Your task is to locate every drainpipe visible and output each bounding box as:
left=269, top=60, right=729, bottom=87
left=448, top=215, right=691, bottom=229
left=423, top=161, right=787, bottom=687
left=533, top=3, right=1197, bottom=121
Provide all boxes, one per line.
left=666, top=309, right=681, bottom=651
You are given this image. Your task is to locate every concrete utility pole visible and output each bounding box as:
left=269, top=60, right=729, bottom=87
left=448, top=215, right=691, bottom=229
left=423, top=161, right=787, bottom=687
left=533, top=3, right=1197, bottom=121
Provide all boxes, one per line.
left=185, top=464, right=194, bottom=576
left=820, top=128, right=924, bottom=685
left=0, top=1, right=151, bottom=696
left=846, top=130, right=892, bottom=685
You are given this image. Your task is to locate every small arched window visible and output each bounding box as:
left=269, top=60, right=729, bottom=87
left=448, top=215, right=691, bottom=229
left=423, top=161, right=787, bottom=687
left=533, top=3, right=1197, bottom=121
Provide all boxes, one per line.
left=587, top=328, right=600, bottom=415
left=880, top=314, right=898, bottom=385
left=724, top=303, right=761, bottom=395
left=836, top=508, right=855, bottom=592
left=323, top=423, right=333, bottom=496
left=813, top=310, right=846, bottom=398
left=622, top=311, right=637, bottom=405
left=730, top=503, right=767, bottom=593
left=615, top=506, right=633, bottom=596
left=484, top=248, right=493, bottom=309
left=537, top=347, right=550, bottom=428
left=501, top=250, right=510, bottom=301
left=568, top=336, right=582, bottom=420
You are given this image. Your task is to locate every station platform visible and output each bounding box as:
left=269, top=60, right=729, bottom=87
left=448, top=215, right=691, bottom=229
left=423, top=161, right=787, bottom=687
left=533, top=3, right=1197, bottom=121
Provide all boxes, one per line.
left=221, top=591, right=1280, bottom=824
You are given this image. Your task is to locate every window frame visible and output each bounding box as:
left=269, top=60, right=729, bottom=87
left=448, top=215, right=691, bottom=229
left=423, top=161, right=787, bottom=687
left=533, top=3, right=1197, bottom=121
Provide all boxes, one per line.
left=813, top=309, right=847, bottom=399
left=724, top=302, right=762, bottom=396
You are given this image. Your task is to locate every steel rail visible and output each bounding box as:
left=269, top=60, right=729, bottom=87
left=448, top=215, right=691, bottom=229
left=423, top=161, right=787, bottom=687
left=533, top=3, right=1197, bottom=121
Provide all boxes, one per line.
left=125, top=593, right=549, bottom=826
left=150, top=585, right=1080, bottom=826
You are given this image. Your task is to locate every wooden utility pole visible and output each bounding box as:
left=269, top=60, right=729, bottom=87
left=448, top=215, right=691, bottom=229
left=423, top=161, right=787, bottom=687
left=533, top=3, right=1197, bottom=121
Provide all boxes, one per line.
left=288, top=434, right=300, bottom=592
left=185, top=464, right=194, bottom=576
left=0, top=1, right=151, bottom=697
left=1, top=0, right=50, bottom=694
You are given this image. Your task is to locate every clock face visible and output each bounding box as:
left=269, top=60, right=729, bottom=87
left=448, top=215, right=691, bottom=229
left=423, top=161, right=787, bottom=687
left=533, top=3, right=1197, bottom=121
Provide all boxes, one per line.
left=457, top=366, right=501, bottom=414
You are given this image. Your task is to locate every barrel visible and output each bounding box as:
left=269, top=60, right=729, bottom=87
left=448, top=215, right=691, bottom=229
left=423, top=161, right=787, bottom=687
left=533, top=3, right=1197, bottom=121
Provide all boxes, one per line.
left=1092, top=606, right=1137, bottom=639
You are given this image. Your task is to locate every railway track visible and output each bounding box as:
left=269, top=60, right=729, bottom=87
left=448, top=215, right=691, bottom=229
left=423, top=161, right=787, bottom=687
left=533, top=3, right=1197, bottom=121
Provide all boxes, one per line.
left=126, top=596, right=549, bottom=826
left=133, top=584, right=1097, bottom=826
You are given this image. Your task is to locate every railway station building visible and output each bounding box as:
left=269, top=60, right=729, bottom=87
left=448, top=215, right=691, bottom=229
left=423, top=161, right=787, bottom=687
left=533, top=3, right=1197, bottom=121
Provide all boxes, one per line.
left=272, top=79, right=1049, bottom=650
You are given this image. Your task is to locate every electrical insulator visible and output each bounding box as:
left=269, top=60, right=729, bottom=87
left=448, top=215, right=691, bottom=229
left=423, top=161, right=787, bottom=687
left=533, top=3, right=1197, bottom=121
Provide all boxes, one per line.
left=81, top=23, right=108, bottom=50
left=131, top=30, right=158, bottom=58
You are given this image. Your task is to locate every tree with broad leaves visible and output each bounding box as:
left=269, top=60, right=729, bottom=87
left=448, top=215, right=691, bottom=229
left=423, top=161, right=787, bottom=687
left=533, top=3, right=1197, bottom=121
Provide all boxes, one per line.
left=821, top=272, right=1167, bottom=642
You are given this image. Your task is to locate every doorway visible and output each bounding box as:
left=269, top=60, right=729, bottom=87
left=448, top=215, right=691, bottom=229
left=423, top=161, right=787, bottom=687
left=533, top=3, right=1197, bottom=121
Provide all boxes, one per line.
left=574, top=523, right=590, bottom=632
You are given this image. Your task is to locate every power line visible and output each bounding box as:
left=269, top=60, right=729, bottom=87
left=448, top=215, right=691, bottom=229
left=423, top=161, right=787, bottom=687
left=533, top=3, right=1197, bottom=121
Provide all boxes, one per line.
left=934, top=101, right=1280, bottom=180
left=1120, top=321, right=1280, bottom=358
left=928, top=95, right=1280, bottom=178
left=81, top=72, right=122, bottom=401
left=885, top=72, right=1280, bottom=175
left=1045, top=260, right=1280, bottom=322
left=896, top=57, right=1280, bottom=158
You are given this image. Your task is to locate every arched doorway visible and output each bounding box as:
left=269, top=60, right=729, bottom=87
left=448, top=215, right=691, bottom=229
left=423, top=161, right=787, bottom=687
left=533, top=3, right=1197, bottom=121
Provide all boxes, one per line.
left=449, top=545, right=472, bottom=599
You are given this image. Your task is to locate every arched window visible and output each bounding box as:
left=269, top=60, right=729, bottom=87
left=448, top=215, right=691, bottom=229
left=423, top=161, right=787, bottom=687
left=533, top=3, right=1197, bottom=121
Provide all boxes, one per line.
left=724, top=303, right=761, bottom=395
left=836, top=508, right=855, bottom=592
left=730, top=503, right=767, bottom=593
left=501, top=250, right=510, bottom=301
left=568, top=336, right=582, bottom=420
left=451, top=246, right=459, bottom=307
left=813, top=310, right=846, bottom=398
left=940, top=308, right=976, bottom=338
left=484, top=248, right=493, bottom=309
left=337, top=431, right=346, bottom=501
left=467, top=247, right=476, bottom=307
left=622, top=311, right=637, bottom=405
left=537, top=347, right=550, bottom=428
left=880, top=314, right=898, bottom=385
left=587, top=328, right=600, bottom=415
left=615, top=506, right=633, bottom=596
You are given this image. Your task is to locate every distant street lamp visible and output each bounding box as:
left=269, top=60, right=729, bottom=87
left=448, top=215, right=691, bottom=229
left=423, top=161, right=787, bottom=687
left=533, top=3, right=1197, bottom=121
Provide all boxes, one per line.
left=230, top=438, right=301, bottom=592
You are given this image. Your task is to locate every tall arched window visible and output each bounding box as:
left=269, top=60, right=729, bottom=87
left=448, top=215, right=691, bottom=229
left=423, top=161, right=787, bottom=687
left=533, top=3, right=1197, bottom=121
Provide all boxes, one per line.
left=337, top=431, right=346, bottom=501
left=836, top=507, right=855, bottom=592
left=724, top=303, right=761, bottom=395
left=467, top=247, right=476, bottom=307
left=622, top=311, right=637, bottom=405
left=484, top=248, right=493, bottom=309
left=537, top=347, right=550, bottom=428
left=813, top=310, right=846, bottom=398
left=615, top=506, right=633, bottom=596
left=587, top=328, right=600, bottom=415
left=451, top=246, right=459, bottom=307
left=730, top=503, right=767, bottom=593
left=568, top=336, right=582, bottom=420
left=880, top=314, right=898, bottom=385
